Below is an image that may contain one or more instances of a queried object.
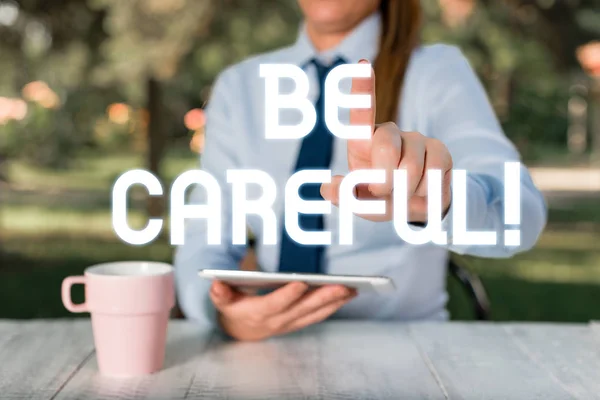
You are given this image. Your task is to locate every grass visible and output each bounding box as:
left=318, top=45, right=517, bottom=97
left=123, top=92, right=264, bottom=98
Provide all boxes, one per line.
left=2, top=149, right=600, bottom=322
left=6, top=148, right=198, bottom=191
left=0, top=236, right=174, bottom=318
left=446, top=227, right=600, bottom=322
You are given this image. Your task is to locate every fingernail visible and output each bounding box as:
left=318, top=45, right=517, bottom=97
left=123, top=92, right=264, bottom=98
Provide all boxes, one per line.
left=213, top=283, right=225, bottom=297
left=359, top=59, right=370, bottom=64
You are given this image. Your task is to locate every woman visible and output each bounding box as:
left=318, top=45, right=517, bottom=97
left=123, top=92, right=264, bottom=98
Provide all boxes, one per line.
left=174, top=0, right=547, bottom=341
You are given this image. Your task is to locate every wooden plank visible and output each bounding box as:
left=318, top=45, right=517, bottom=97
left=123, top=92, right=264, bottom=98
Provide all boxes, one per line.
left=591, top=321, right=600, bottom=336
left=409, top=322, right=577, bottom=400
left=3, top=320, right=596, bottom=399
left=505, top=323, right=600, bottom=400
left=0, top=319, right=94, bottom=400
left=186, top=321, right=446, bottom=400
left=0, top=321, right=24, bottom=346
left=53, top=321, right=213, bottom=400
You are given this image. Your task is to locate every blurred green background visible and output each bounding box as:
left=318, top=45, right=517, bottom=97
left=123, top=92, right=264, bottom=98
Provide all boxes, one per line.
left=1, top=0, right=600, bottom=321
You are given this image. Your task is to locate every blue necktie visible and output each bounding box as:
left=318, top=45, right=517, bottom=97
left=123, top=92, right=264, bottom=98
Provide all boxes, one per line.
left=278, top=57, right=346, bottom=274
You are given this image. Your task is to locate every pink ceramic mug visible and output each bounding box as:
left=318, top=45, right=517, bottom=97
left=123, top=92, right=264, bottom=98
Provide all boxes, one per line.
left=61, top=261, right=175, bottom=377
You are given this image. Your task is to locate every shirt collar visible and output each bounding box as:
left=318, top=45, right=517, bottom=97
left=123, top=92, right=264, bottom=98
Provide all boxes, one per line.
left=291, top=11, right=381, bottom=67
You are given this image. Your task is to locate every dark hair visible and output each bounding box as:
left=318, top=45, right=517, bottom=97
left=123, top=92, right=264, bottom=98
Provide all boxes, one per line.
left=374, top=0, right=422, bottom=123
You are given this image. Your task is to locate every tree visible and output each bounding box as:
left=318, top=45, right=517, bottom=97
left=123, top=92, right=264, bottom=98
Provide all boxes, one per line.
left=88, top=0, right=299, bottom=215
left=0, top=0, right=110, bottom=169
left=423, top=0, right=600, bottom=158
left=86, top=0, right=214, bottom=215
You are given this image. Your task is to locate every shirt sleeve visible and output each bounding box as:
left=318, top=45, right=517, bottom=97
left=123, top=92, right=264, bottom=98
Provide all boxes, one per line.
left=173, top=69, right=246, bottom=328
left=424, top=45, right=547, bottom=257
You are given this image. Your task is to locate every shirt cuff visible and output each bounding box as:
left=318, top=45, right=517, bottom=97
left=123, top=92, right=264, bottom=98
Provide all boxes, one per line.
left=443, top=173, right=491, bottom=251
left=408, top=173, right=489, bottom=248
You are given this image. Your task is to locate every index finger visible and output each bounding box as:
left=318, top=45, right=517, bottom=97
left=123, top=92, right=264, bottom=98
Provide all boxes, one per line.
left=349, top=59, right=376, bottom=133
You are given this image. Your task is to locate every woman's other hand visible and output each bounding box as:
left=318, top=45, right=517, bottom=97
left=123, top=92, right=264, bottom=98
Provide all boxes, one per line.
left=210, top=281, right=356, bottom=341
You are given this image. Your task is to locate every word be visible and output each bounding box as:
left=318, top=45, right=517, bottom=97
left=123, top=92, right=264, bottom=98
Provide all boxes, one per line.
left=112, top=163, right=522, bottom=247
left=261, top=63, right=373, bottom=140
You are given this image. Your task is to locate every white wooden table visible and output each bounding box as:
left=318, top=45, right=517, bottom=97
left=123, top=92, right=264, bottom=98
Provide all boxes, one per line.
left=1, top=320, right=600, bottom=399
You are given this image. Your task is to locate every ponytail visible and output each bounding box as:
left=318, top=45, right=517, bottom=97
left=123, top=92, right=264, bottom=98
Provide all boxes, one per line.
left=374, top=0, right=422, bottom=123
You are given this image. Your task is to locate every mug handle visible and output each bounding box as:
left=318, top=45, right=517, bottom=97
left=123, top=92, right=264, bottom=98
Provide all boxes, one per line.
left=61, top=276, right=88, bottom=313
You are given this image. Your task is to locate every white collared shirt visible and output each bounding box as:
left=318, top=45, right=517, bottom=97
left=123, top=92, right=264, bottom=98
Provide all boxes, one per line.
left=174, top=12, right=547, bottom=327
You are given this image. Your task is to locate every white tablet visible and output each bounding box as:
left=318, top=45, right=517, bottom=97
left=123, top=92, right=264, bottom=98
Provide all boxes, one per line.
left=198, top=269, right=395, bottom=294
